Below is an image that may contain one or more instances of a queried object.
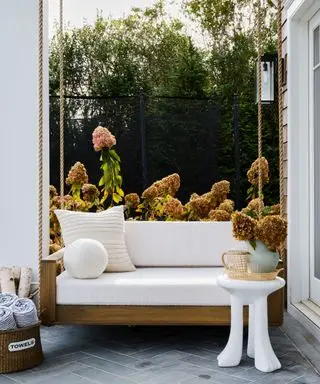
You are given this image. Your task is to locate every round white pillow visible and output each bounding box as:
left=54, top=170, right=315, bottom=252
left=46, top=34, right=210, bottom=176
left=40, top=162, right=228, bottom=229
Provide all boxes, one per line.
left=64, top=238, right=108, bottom=279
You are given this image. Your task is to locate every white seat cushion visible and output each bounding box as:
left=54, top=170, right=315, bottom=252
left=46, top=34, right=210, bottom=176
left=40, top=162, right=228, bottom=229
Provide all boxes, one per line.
left=56, top=268, right=230, bottom=306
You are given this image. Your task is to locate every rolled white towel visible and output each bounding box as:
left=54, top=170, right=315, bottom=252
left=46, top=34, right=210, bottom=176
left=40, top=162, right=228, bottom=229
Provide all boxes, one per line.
left=0, top=306, right=17, bottom=331
left=11, top=299, right=38, bottom=328
left=0, top=293, right=17, bottom=307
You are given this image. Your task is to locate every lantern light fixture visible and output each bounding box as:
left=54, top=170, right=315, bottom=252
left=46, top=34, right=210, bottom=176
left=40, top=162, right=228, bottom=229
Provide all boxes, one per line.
left=256, top=53, right=277, bottom=104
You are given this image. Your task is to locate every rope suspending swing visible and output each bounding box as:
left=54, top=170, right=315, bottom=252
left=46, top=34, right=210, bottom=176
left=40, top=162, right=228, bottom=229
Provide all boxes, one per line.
left=37, top=0, right=44, bottom=315
left=37, top=0, right=65, bottom=315
left=59, top=0, right=65, bottom=207
left=277, top=0, right=285, bottom=261
left=257, top=0, right=264, bottom=220
left=256, top=0, right=285, bottom=260
left=277, top=0, right=285, bottom=220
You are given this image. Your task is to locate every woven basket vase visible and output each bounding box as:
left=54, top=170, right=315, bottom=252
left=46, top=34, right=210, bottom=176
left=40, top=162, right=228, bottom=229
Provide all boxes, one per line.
left=0, top=322, right=44, bottom=374
left=222, top=249, right=283, bottom=281
left=222, top=250, right=249, bottom=274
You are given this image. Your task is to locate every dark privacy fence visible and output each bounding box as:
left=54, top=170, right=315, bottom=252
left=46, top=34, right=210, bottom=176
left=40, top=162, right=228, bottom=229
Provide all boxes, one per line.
left=50, top=95, right=242, bottom=204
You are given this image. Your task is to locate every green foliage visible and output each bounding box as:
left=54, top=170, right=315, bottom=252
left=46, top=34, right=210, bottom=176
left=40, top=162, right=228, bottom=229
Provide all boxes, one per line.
left=49, top=1, right=208, bottom=98
left=49, top=0, right=281, bottom=206
left=249, top=239, right=257, bottom=250
left=99, top=148, right=124, bottom=205
left=183, top=0, right=279, bottom=205
left=184, top=0, right=277, bottom=51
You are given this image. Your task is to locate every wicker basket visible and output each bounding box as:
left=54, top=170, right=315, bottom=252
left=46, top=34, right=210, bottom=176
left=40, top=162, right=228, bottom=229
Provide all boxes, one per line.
left=222, top=249, right=283, bottom=281
left=0, top=322, right=44, bottom=373
left=225, top=268, right=283, bottom=281
left=222, top=250, right=249, bottom=274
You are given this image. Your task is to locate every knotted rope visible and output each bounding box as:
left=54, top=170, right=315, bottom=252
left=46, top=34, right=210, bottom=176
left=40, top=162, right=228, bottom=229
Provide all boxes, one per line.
left=257, top=0, right=263, bottom=219
left=59, top=0, right=65, bottom=206
left=38, top=0, right=43, bottom=315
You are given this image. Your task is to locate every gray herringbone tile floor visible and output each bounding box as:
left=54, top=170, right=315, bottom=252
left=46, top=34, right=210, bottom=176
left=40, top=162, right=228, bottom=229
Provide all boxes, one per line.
left=1, top=318, right=320, bottom=384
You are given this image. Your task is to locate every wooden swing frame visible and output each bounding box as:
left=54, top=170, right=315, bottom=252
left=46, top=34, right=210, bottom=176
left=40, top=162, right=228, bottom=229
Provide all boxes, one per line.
left=39, top=0, right=285, bottom=326
left=40, top=252, right=284, bottom=325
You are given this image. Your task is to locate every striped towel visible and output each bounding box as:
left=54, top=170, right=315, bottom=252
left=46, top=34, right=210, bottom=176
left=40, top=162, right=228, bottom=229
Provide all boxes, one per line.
left=0, top=293, right=17, bottom=307
left=0, top=306, right=16, bottom=331
left=11, top=299, right=38, bottom=328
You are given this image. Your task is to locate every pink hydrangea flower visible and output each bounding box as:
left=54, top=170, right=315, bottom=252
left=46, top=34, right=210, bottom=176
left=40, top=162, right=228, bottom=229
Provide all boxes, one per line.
left=65, top=162, right=88, bottom=186
left=92, top=126, right=116, bottom=151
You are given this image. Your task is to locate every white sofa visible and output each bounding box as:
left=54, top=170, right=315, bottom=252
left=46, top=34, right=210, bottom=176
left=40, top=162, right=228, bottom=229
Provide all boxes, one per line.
left=41, top=221, right=284, bottom=325
left=56, top=222, right=241, bottom=306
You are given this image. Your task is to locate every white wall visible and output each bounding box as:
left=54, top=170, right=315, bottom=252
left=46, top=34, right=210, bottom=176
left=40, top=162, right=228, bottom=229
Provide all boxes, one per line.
left=0, top=0, right=49, bottom=282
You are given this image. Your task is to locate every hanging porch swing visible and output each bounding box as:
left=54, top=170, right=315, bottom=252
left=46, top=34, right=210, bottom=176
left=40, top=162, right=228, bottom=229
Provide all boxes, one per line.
left=39, top=0, right=286, bottom=326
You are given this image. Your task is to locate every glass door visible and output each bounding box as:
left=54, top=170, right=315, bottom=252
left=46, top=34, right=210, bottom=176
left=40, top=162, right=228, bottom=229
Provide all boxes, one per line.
left=310, top=10, right=320, bottom=306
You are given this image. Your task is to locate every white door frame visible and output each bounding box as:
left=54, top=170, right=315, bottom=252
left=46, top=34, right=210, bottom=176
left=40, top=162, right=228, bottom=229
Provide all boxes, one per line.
left=286, top=0, right=320, bottom=335
left=309, top=10, right=320, bottom=305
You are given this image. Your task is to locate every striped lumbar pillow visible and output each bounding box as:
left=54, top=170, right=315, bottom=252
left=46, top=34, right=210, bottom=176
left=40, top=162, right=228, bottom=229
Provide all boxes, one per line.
left=55, top=206, right=136, bottom=272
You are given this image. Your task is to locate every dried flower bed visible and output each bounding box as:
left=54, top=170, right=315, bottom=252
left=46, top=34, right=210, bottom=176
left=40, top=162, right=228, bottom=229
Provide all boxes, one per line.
left=49, top=127, right=286, bottom=255
left=231, top=157, right=287, bottom=252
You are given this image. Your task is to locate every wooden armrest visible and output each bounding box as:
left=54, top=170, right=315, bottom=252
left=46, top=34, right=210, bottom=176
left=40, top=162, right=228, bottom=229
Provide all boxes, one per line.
left=40, top=249, right=64, bottom=324
left=42, top=249, right=64, bottom=263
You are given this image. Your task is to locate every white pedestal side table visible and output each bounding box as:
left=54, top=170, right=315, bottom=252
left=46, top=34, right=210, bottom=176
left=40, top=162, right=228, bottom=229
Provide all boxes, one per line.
left=217, top=275, right=285, bottom=373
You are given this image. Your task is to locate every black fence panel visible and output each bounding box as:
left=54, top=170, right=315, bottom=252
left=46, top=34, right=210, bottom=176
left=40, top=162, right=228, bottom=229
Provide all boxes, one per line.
left=144, top=97, right=219, bottom=202
left=50, top=96, right=233, bottom=204
left=50, top=96, right=142, bottom=195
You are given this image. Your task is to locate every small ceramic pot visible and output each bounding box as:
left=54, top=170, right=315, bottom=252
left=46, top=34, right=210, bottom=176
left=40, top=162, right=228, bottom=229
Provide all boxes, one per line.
left=247, top=240, right=279, bottom=273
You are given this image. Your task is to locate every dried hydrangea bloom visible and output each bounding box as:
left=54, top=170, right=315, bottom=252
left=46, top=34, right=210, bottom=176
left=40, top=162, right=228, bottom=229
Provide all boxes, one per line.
left=190, top=192, right=199, bottom=201
left=153, top=173, right=181, bottom=197
left=247, top=157, right=269, bottom=186
left=153, top=180, right=167, bottom=196
left=256, top=215, right=287, bottom=251
left=225, top=199, right=235, bottom=208
left=232, top=211, right=257, bottom=241
left=153, top=196, right=164, bottom=205
left=52, top=195, right=64, bottom=208
left=166, top=173, right=180, bottom=195
left=218, top=199, right=234, bottom=214
left=63, top=195, right=74, bottom=203
left=184, top=201, right=192, bottom=212
left=209, top=209, right=231, bottom=222
left=66, top=162, right=89, bottom=186
left=50, top=208, right=60, bottom=227
left=247, top=198, right=264, bottom=214
left=125, top=193, right=140, bottom=209
left=211, top=181, right=230, bottom=205
left=92, top=126, right=116, bottom=151
left=53, top=194, right=82, bottom=211
left=82, top=183, right=100, bottom=203
left=163, top=197, right=184, bottom=220
left=49, top=243, right=61, bottom=254
left=202, top=191, right=217, bottom=209
left=66, top=197, right=83, bottom=211
left=269, top=204, right=281, bottom=215
left=142, top=185, right=158, bottom=200
left=52, top=197, right=60, bottom=209
left=241, top=207, right=251, bottom=215
left=189, top=196, right=211, bottom=219
left=50, top=185, right=58, bottom=199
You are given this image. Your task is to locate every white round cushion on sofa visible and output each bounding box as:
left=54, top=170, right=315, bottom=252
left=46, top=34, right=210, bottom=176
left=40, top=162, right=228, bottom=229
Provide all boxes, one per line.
left=64, top=239, right=108, bottom=279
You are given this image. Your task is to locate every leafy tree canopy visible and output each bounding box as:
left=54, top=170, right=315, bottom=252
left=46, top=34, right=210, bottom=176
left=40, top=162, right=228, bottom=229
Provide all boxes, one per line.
left=50, top=0, right=209, bottom=97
